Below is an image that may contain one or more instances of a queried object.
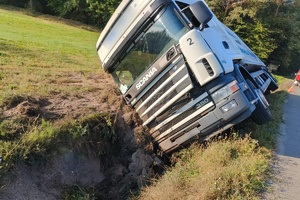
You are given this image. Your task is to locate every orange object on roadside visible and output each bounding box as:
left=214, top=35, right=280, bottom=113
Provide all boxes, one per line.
left=296, top=70, right=300, bottom=81
left=288, top=85, right=294, bottom=93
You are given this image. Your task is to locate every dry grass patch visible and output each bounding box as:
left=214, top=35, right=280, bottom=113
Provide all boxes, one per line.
left=137, top=136, right=271, bottom=200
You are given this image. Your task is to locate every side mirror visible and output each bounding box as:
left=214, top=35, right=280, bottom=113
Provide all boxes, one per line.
left=189, top=1, right=213, bottom=30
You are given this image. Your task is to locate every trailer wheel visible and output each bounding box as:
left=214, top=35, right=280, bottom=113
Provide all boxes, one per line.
left=246, top=80, right=272, bottom=125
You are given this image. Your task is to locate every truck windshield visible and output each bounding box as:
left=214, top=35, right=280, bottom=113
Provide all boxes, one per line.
left=111, top=4, right=190, bottom=94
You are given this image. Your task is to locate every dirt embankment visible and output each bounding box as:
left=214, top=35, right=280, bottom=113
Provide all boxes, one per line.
left=0, top=72, right=160, bottom=200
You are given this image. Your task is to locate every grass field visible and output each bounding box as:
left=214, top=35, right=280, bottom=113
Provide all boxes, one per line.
left=0, top=6, right=103, bottom=106
left=0, top=5, right=290, bottom=200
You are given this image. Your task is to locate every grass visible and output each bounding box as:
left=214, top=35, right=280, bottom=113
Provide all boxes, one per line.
left=272, top=74, right=288, bottom=85
left=61, top=185, right=98, bottom=200
left=0, top=5, right=103, bottom=106
left=0, top=112, right=116, bottom=180
left=134, top=75, right=289, bottom=199
left=137, top=136, right=271, bottom=200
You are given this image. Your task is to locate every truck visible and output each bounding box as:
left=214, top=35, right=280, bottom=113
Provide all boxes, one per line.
left=96, top=0, right=278, bottom=153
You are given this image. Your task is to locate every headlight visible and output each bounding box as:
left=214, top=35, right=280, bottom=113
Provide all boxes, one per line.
left=211, top=81, right=239, bottom=103
left=220, top=100, right=238, bottom=113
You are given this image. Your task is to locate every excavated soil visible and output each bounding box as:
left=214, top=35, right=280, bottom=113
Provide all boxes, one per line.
left=2, top=72, right=120, bottom=121
left=0, top=72, right=160, bottom=200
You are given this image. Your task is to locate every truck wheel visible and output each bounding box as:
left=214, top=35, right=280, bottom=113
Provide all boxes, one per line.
left=266, top=71, right=278, bottom=91
left=246, top=80, right=272, bottom=125
left=264, top=89, right=270, bottom=96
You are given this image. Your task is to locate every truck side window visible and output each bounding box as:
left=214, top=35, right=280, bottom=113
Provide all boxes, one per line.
left=176, top=1, right=200, bottom=27
left=182, top=7, right=200, bottom=27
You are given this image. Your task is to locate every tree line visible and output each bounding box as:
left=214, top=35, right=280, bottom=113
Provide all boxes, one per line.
left=0, top=0, right=299, bottom=73
left=0, top=0, right=121, bottom=27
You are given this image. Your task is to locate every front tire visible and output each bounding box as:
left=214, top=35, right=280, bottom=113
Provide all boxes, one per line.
left=246, top=80, right=272, bottom=125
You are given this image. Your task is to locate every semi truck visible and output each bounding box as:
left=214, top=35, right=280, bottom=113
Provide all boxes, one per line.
left=96, top=0, right=278, bottom=153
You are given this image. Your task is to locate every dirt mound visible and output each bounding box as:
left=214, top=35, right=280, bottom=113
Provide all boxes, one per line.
left=3, top=72, right=120, bottom=122
left=14, top=100, right=40, bottom=116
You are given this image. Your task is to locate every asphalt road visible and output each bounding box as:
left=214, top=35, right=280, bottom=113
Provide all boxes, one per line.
left=264, top=85, right=300, bottom=199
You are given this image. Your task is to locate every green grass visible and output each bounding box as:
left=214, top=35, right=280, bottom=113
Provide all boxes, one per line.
left=273, top=74, right=287, bottom=85
left=61, top=185, right=98, bottom=200
left=0, top=6, right=103, bottom=106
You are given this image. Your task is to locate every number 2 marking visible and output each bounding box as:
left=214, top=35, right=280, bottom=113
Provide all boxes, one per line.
left=187, top=38, right=194, bottom=46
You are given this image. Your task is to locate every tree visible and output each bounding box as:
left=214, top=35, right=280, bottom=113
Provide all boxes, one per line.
left=45, top=0, right=121, bottom=27
left=86, top=0, right=121, bottom=27
left=233, top=19, right=276, bottom=61
left=29, top=0, right=33, bottom=11
left=260, top=0, right=299, bottom=73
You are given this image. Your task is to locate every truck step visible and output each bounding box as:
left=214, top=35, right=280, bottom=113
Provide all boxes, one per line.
left=250, top=70, right=272, bottom=92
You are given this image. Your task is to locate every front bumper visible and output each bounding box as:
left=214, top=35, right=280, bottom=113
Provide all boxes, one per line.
left=158, top=87, right=255, bottom=153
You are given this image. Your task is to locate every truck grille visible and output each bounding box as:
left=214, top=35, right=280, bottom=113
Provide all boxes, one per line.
left=135, top=58, right=193, bottom=123
left=134, top=56, right=214, bottom=144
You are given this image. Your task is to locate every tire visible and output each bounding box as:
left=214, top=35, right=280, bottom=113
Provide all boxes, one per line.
left=246, top=80, right=272, bottom=125
left=264, top=89, right=270, bottom=96
left=266, top=71, right=278, bottom=91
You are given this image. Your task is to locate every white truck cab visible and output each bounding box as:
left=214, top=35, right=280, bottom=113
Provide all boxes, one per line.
left=96, top=0, right=278, bottom=153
